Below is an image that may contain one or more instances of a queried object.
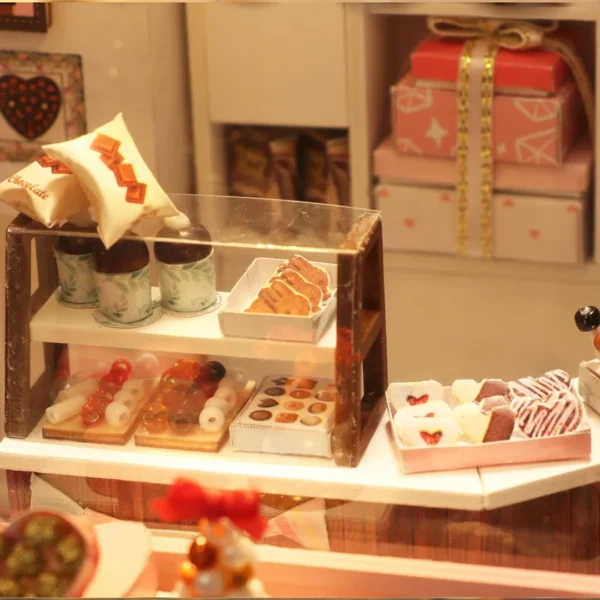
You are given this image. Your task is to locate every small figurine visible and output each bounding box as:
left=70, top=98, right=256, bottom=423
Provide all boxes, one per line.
left=153, top=480, right=269, bottom=598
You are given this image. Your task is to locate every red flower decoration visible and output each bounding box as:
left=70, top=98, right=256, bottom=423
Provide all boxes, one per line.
left=153, top=479, right=267, bottom=540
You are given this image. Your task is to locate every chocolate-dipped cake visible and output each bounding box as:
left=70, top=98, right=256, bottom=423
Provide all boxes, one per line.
left=154, top=225, right=212, bottom=264
left=154, top=225, right=217, bottom=314
left=93, top=236, right=150, bottom=274
left=54, top=224, right=98, bottom=306
left=92, top=235, right=153, bottom=324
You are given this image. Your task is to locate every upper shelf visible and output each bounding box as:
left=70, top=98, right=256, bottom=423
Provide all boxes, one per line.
left=367, top=2, right=599, bottom=21
left=30, top=290, right=337, bottom=361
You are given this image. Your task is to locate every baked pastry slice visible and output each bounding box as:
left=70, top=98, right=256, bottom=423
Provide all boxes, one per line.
left=246, top=279, right=311, bottom=316
left=274, top=269, right=322, bottom=312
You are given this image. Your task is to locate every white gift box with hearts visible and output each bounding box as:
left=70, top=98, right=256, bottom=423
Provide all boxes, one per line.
left=375, top=182, right=589, bottom=264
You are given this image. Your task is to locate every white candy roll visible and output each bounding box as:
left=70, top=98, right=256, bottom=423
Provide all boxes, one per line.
left=45, top=394, right=87, bottom=425
left=229, top=368, right=249, bottom=387
left=113, top=390, right=137, bottom=410
left=199, top=406, right=225, bottom=432
left=134, top=352, right=160, bottom=378
left=218, top=376, right=239, bottom=391
left=214, top=386, right=237, bottom=409
left=56, top=379, right=99, bottom=404
left=105, top=401, right=132, bottom=427
left=205, top=396, right=230, bottom=414
left=121, top=379, right=146, bottom=401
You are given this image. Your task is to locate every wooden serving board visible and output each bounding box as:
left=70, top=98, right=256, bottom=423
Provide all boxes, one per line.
left=134, top=381, right=256, bottom=452
left=42, top=384, right=153, bottom=445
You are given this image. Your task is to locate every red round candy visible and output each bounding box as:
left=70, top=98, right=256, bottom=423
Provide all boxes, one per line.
left=81, top=403, right=102, bottom=426
left=99, top=376, right=120, bottom=395
left=111, top=359, right=132, bottom=378
left=108, top=370, right=128, bottom=386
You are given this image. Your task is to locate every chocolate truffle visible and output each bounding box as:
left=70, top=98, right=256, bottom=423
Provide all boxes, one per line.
left=93, top=236, right=150, bottom=274
left=55, top=224, right=95, bottom=255
left=154, top=225, right=212, bottom=265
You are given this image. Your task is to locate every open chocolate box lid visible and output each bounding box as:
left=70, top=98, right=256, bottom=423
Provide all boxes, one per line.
left=218, top=257, right=337, bottom=344
left=386, top=380, right=591, bottom=475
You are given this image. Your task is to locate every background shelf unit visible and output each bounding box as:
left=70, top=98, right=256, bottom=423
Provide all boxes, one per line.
left=187, top=2, right=600, bottom=384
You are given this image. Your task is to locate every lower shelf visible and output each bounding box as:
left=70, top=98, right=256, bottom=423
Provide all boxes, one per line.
left=2, top=405, right=600, bottom=511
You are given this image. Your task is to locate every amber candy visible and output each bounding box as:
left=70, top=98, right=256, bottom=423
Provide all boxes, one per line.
left=178, top=560, right=197, bottom=584
left=594, top=333, right=600, bottom=353
left=142, top=402, right=169, bottom=433
left=188, top=535, right=217, bottom=569
left=170, top=360, right=204, bottom=382
left=93, top=236, right=150, bottom=274
left=154, top=224, right=212, bottom=265
left=168, top=409, right=195, bottom=434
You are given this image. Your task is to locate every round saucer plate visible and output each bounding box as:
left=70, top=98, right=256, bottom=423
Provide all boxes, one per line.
left=57, top=290, right=99, bottom=309
left=161, top=293, right=222, bottom=318
left=93, top=300, right=163, bottom=329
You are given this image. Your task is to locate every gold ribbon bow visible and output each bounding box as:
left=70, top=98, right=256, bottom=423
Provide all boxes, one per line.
left=427, top=16, right=594, bottom=258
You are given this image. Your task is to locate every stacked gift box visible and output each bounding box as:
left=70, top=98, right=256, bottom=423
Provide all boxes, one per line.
left=373, top=29, right=594, bottom=264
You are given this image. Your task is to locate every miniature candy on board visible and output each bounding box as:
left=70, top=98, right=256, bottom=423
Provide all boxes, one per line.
left=153, top=479, right=269, bottom=598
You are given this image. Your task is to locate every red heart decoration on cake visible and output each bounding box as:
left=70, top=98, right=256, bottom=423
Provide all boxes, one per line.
left=529, top=229, right=541, bottom=239
left=407, top=394, right=428, bottom=406
left=0, top=75, right=61, bottom=140
left=0, top=510, right=98, bottom=597
left=404, top=218, right=415, bottom=228
left=503, top=198, right=515, bottom=208
left=440, top=193, right=451, bottom=202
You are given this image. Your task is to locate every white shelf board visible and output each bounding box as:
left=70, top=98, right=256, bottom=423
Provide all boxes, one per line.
left=0, top=415, right=484, bottom=511
left=368, top=2, right=599, bottom=21
left=480, top=407, right=600, bottom=510
left=30, top=289, right=336, bottom=362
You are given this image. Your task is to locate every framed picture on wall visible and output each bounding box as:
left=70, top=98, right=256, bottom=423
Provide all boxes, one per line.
left=0, top=51, right=87, bottom=163
left=0, top=4, right=52, bottom=33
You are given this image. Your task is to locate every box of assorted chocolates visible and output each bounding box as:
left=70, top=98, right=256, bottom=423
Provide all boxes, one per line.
left=374, top=137, right=593, bottom=264
left=219, top=255, right=337, bottom=343
left=387, top=370, right=591, bottom=474
left=230, top=375, right=336, bottom=458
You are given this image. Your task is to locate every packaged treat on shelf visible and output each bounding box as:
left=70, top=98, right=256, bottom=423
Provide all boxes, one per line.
left=0, top=155, right=89, bottom=227
left=0, top=510, right=99, bottom=597
left=227, top=126, right=298, bottom=233
left=230, top=375, right=336, bottom=458
left=219, top=255, right=337, bottom=343
left=154, top=223, right=218, bottom=315
left=300, top=131, right=349, bottom=206
left=154, top=479, right=268, bottom=598
left=92, top=235, right=154, bottom=326
left=43, top=113, right=179, bottom=249
left=135, top=359, right=256, bottom=452
left=392, top=74, right=582, bottom=166
left=54, top=224, right=98, bottom=308
left=373, top=136, right=593, bottom=264
left=386, top=370, right=591, bottom=474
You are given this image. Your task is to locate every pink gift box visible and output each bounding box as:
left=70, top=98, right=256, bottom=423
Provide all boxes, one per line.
left=374, top=181, right=590, bottom=264
left=392, top=74, right=583, bottom=166
left=374, top=136, right=593, bottom=196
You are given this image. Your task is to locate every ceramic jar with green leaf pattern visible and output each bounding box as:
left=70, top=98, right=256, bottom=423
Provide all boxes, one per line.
left=54, top=230, right=98, bottom=306
left=93, top=237, right=152, bottom=324
left=154, top=224, right=217, bottom=314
